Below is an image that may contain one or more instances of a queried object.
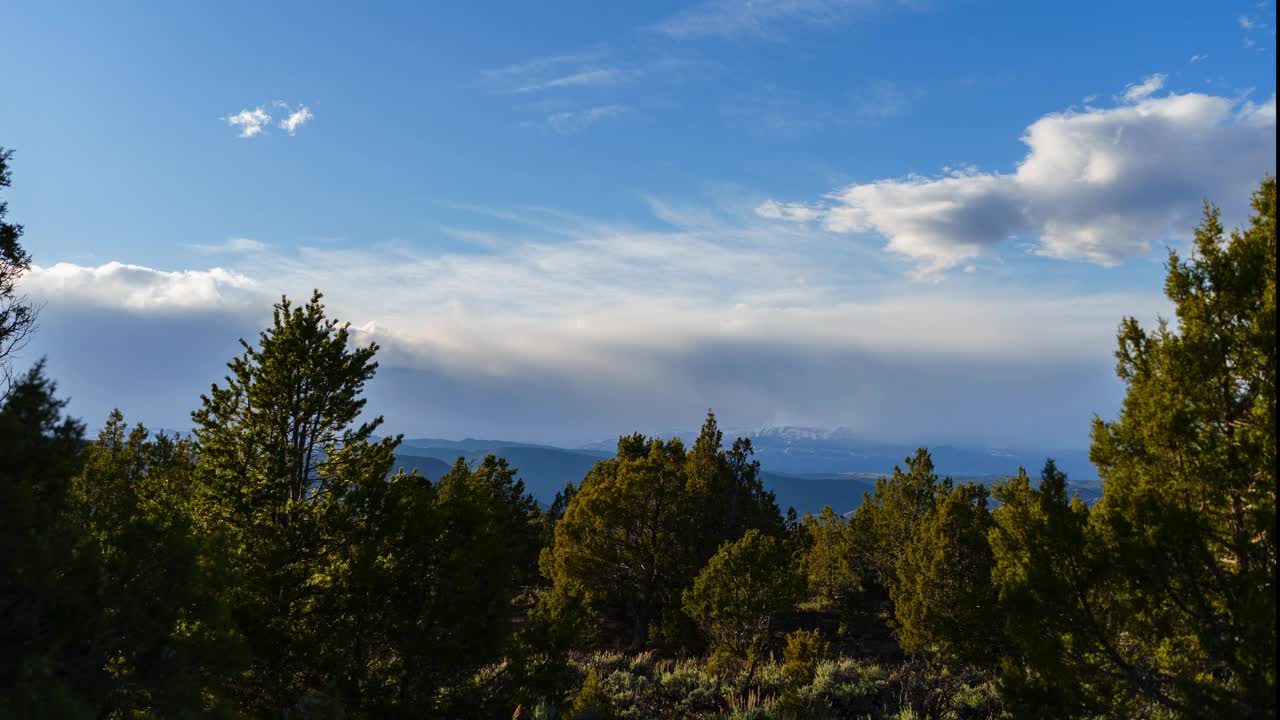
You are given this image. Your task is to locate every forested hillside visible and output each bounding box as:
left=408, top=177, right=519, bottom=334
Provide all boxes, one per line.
left=1, top=146, right=1275, bottom=718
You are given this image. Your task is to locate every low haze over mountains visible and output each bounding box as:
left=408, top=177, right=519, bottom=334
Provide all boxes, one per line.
left=392, top=425, right=1101, bottom=514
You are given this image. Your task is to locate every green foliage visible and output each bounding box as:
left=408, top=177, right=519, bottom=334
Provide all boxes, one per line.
left=191, top=291, right=398, bottom=711
left=991, top=178, right=1277, bottom=718
left=544, top=412, right=783, bottom=650
left=892, top=481, right=998, bottom=663
left=682, top=530, right=805, bottom=679
left=781, top=629, right=830, bottom=687
left=801, top=506, right=858, bottom=610
left=0, top=367, right=99, bottom=718
left=74, top=411, right=243, bottom=716
left=0, top=373, right=242, bottom=718
left=848, top=449, right=951, bottom=593
left=512, top=581, right=601, bottom=706
left=568, top=668, right=611, bottom=719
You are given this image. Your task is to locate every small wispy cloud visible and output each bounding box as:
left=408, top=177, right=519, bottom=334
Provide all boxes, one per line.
left=274, top=101, right=314, bottom=135
left=482, top=50, right=629, bottom=95
left=526, top=105, right=631, bottom=135
left=223, top=107, right=272, bottom=138
left=756, top=199, right=824, bottom=222
left=189, top=237, right=270, bottom=254
left=654, top=0, right=905, bottom=39
left=513, top=68, right=626, bottom=93
left=853, top=80, right=914, bottom=119
left=1189, top=53, right=1208, bottom=63
left=1120, top=73, right=1166, bottom=102
left=222, top=102, right=313, bottom=139
left=1238, top=15, right=1262, bottom=29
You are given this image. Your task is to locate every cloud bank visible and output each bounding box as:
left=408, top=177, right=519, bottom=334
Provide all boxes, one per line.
left=20, top=194, right=1171, bottom=447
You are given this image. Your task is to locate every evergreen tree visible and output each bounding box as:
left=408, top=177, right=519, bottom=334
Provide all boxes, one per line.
left=992, top=178, right=1277, bottom=718
left=73, top=412, right=243, bottom=716
left=848, top=448, right=950, bottom=593
left=801, top=506, right=858, bottom=610
left=191, top=291, right=401, bottom=713
left=542, top=434, right=692, bottom=649
left=989, top=461, right=1095, bottom=716
left=681, top=530, right=804, bottom=680
left=0, top=148, right=35, bottom=391
left=542, top=413, right=783, bottom=650
left=0, top=368, right=100, bottom=718
left=893, top=480, right=998, bottom=663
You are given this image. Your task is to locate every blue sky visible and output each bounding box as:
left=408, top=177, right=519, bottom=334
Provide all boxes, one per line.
left=4, top=0, right=1276, bottom=448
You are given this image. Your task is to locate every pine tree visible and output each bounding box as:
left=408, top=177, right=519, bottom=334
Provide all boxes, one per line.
left=191, top=291, right=400, bottom=712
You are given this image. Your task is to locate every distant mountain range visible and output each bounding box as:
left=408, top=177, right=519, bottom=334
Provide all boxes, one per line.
left=392, top=426, right=1102, bottom=515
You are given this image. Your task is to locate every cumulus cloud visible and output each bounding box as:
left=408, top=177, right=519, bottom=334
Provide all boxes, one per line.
left=24, top=261, right=259, bottom=311
left=223, top=102, right=313, bottom=138
left=223, top=107, right=272, bottom=138
left=274, top=101, right=314, bottom=135
left=759, top=83, right=1277, bottom=275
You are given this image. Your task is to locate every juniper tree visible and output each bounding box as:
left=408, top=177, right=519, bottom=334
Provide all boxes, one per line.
left=991, top=178, right=1277, bottom=718
left=893, top=480, right=999, bottom=663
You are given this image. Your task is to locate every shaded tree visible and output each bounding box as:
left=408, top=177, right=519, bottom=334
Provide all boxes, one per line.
left=73, top=411, right=244, bottom=716
left=0, top=148, right=36, bottom=392
left=191, top=291, right=401, bottom=713
left=992, top=179, right=1277, bottom=718
left=801, top=506, right=857, bottom=610
left=0, top=368, right=100, bottom=718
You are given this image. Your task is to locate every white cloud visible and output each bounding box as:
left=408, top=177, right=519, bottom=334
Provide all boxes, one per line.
left=24, top=262, right=258, bottom=311
left=223, top=102, right=312, bottom=138
left=23, top=196, right=1178, bottom=447
left=1121, top=73, right=1166, bottom=102
left=189, top=237, right=270, bottom=253
left=1239, top=15, right=1261, bottom=29
left=274, top=102, right=314, bottom=135
left=514, top=68, right=625, bottom=93
left=482, top=50, right=628, bottom=95
left=223, top=107, right=272, bottom=138
left=1189, top=53, right=1208, bottom=63
left=755, top=199, right=824, bottom=222
left=759, top=84, right=1277, bottom=275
